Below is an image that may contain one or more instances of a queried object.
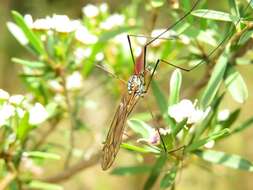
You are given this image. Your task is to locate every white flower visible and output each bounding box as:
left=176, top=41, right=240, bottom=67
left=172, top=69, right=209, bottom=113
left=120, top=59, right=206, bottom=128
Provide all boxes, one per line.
left=137, top=128, right=170, bottom=145
left=9, top=95, right=24, bottom=105
left=75, top=25, right=98, bottom=44
left=29, top=103, right=48, bottom=125
left=82, top=4, right=99, bottom=18
left=100, top=14, right=125, bottom=30
left=218, top=109, right=230, bottom=121
left=16, top=107, right=25, bottom=118
left=24, top=14, right=33, bottom=28
left=204, top=140, right=215, bottom=149
left=168, top=99, right=210, bottom=124
left=0, top=104, right=15, bottom=126
left=66, top=72, right=83, bottom=90
left=99, top=3, right=108, bottom=13
left=74, top=48, right=86, bottom=63
left=0, top=89, right=10, bottom=100
left=32, top=17, right=52, bottom=30
left=51, top=15, right=80, bottom=33
left=95, top=52, right=104, bottom=61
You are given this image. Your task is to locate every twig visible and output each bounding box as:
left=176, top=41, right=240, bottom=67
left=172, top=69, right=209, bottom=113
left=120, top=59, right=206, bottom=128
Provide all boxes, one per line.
left=42, top=151, right=101, bottom=183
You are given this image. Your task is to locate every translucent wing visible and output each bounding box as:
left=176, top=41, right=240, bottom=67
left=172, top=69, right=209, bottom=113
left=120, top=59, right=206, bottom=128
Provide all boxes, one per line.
left=101, top=92, right=139, bottom=170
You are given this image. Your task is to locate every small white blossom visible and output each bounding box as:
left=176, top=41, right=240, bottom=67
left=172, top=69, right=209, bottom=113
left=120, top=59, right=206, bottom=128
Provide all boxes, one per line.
left=66, top=72, right=83, bottom=90
left=9, top=95, right=24, bottom=105
left=168, top=99, right=210, bottom=124
left=0, top=89, right=10, bottom=100
left=24, top=14, right=33, bottom=28
left=51, top=15, right=79, bottom=33
left=82, top=4, right=99, bottom=18
left=0, top=104, right=15, bottom=126
left=29, top=103, right=48, bottom=125
left=99, top=3, right=108, bottom=13
left=74, top=48, right=86, bottom=63
left=32, top=17, right=52, bottom=30
left=95, top=52, right=104, bottom=61
left=16, top=107, right=25, bottom=118
left=218, top=109, right=230, bottom=121
left=100, top=14, right=125, bottom=30
left=75, top=25, right=98, bottom=44
left=204, top=140, right=215, bottom=149
left=137, top=128, right=170, bottom=145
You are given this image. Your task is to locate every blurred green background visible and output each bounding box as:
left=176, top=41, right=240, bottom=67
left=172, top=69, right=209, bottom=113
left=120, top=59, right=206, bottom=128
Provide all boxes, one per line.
left=1, top=0, right=253, bottom=189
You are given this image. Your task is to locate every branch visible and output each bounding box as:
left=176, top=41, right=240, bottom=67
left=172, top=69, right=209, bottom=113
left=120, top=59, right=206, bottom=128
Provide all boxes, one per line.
left=42, top=151, right=101, bottom=183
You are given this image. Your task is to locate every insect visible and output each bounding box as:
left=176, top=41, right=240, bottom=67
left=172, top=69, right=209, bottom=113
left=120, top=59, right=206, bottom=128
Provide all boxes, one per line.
left=101, top=0, right=253, bottom=170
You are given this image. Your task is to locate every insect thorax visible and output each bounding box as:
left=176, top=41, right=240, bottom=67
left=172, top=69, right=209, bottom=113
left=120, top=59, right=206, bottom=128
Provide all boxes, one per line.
left=127, top=74, right=145, bottom=96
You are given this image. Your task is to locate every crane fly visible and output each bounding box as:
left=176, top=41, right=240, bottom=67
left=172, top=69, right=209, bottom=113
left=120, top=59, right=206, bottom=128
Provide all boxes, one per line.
left=101, top=0, right=253, bottom=170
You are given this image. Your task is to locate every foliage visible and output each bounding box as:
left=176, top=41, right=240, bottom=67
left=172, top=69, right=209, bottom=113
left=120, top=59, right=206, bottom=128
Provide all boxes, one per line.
left=1, top=0, right=253, bottom=189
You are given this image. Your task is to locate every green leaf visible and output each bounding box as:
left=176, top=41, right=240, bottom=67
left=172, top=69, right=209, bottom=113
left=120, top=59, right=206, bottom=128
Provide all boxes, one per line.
left=220, top=108, right=240, bottom=129
left=225, top=66, right=248, bottom=103
left=12, top=58, right=46, bottom=68
left=246, top=0, right=253, bottom=9
left=151, top=0, right=164, bottom=8
left=194, top=150, right=253, bottom=171
left=23, top=151, right=61, bottom=160
left=191, top=9, right=238, bottom=22
left=231, top=117, right=253, bottom=135
left=160, top=167, right=177, bottom=188
left=121, top=143, right=159, bottom=154
left=169, top=69, right=182, bottom=106
left=185, top=129, right=230, bottom=152
left=228, top=0, right=239, bottom=18
left=17, top=112, right=31, bottom=143
left=28, top=181, right=63, bottom=190
left=127, top=119, right=153, bottom=138
left=11, top=11, right=45, bottom=55
left=143, top=154, right=167, bottom=190
left=238, top=29, right=253, bottom=45
left=111, top=165, right=151, bottom=175
left=200, top=51, right=228, bottom=108
left=172, top=118, right=187, bottom=137
left=7, top=22, right=28, bottom=46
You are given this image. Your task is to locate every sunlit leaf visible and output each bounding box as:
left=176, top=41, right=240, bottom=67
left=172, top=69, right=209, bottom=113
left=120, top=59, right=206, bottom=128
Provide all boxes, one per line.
left=111, top=165, right=151, bottom=175
left=11, top=11, right=45, bottom=55
left=194, top=150, right=253, bottom=171
left=143, top=154, right=167, bottom=190
left=237, top=29, right=253, bottom=45
left=169, top=69, right=182, bottom=106
left=127, top=119, right=153, bottom=138
left=7, top=22, right=28, bottom=46
left=160, top=166, right=177, bottom=188
left=200, top=51, right=228, bottom=108
left=23, top=151, right=61, bottom=160
left=191, top=9, right=238, bottom=22
left=231, top=117, right=253, bottom=135
left=186, top=129, right=230, bottom=152
left=220, top=108, right=240, bottom=129
left=12, top=58, right=46, bottom=68
left=225, top=66, right=248, bottom=103
left=17, top=112, right=31, bottom=143
left=121, top=143, right=159, bottom=154
left=28, top=181, right=63, bottom=190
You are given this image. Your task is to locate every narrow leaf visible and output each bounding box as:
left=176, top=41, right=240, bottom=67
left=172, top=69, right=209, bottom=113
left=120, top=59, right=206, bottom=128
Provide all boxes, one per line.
left=7, top=22, right=28, bottom=46
left=17, top=112, right=31, bottom=143
left=231, top=117, right=253, bottom=135
left=23, top=151, right=61, bottom=160
left=200, top=51, right=228, bottom=108
left=191, top=9, right=238, bottom=22
left=28, top=181, right=63, bottom=190
left=194, top=150, right=253, bottom=171
left=143, top=154, right=167, bottom=190
left=185, top=129, right=230, bottom=152
left=121, top=143, right=159, bottom=154
left=11, top=11, right=45, bottom=55
left=12, top=58, right=46, bottom=68
left=169, top=69, right=182, bottom=106
left=127, top=119, right=153, bottom=138
left=160, top=167, right=177, bottom=188
left=111, top=165, right=151, bottom=175
left=225, top=66, right=248, bottom=103
left=238, top=30, right=253, bottom=45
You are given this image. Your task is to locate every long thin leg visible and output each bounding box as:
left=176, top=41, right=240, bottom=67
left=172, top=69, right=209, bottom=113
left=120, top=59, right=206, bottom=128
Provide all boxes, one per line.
left=128, top=34, right=179, bottom=41
left=127, top=35, right=136, bottom=66
left=143, top=0, right=201, bottom=71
